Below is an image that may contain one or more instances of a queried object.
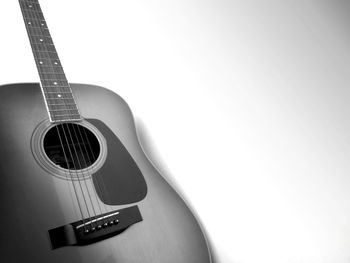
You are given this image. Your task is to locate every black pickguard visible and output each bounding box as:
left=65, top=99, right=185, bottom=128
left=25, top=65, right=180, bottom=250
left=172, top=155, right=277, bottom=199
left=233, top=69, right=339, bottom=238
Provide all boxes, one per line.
left=87, top=119, right=147, bottom=205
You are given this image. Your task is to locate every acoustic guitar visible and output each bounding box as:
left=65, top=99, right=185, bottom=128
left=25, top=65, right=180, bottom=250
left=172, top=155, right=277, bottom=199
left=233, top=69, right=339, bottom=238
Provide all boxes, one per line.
left=0, top=0, right=212, bottom=262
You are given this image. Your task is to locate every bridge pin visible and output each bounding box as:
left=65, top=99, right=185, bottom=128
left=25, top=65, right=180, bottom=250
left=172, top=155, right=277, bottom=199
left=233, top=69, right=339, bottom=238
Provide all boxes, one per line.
left=84, top=229, right=89, bottom=234
left=91, top=227, right=96, bottom=232
left=103, top=223, right=108, bottom=228
left=109, top=221, right=114, bottom=226
left=97, top=225, right=102, bottom=230
left=114, top=219, right=119, bottom=224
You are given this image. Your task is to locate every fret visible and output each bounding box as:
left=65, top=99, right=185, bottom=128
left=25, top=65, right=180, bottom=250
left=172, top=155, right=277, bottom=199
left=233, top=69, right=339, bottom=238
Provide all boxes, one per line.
left=48, top=102, right=78, bottom=106
left=44, top=90, right=72, bottom=95
left=48, top=103, right=77, bottom=106
left=47, top=104, right=79, bottom=109
left=34, top=52, right=59, bottom=60
left=39, top=73, right=66, bottom=79
left=41, top=78, right=68, bottom=81
left=38, top=68, right=64, bottom=74
left=45, top=92, right=72, bottom=94
left=37, top=67, right=65, bottom=74
left=42, top=87, right=70, bottom=92
left=41, top=86, right=71, bottom=92
left=46, top=101, right=77, bottom=111
left=50, top=113, right=81, bottom=122
left=51, top=114, right=81, bottom=120
left=27, top=27, right=50, bottom=37
left=23, top=16, right=45, bottom=22
left=44, top=90, right=73, bottom=96
left=43, top=86, right=73, bottom=95
left=46, top=97, right=76, bottom=101
left=22, top=12, right=44, bottom=21
left=51, top=115, right=82, bottom=122
left=43, top=84, right=71, bottom=88
left=45, top=96, right=74, bottom=101
left=49, top=109, right=80, bottom=114
left=41, top=82, right=69, bottom=88
left=31, top=43, right=57, bottom=52
left=40, top=66, right=62, bottom=73
left=32, top=47, right=50, bottom=52
left=49, top=109, right=78, bottom=113
left=41, top=79, right=69, bottom=85
left=26, top=25, right=48, bottom=31
left=47, top=106, right=79, bottom=113
left=39, top=72, right=65, bottom=78
left=29, top=34, right=52, bottom=40
left=44, top=94, right=73, bottom=100
left=51, top=118, right=82, bottom=123
left=40, top=76, right=69, bottom=82
left=48, top=108, right=79, bottom=114
left=52, top=113, right=80, bottom=117
left=37, top=57, right=60, bottom=64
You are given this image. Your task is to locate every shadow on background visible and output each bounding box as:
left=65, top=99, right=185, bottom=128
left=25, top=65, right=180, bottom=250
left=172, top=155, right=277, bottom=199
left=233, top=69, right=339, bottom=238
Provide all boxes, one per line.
left=135, top=118, right=221, bottom=263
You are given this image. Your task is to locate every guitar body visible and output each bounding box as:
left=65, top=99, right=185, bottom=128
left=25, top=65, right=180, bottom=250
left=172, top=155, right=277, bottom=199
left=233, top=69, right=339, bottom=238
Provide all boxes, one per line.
left=0, top=83, right=212, bottom=263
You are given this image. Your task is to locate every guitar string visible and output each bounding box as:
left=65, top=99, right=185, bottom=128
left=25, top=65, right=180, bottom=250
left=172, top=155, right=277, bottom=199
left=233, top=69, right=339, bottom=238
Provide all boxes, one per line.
left=48, top=0, right=110, bottom=225
left=41, top=1, right=101, bottom=228
left=71, top=123, right=111, bottom=227
left=46, top=0, right=113, bottom=223
left=33, top=0, right=105, bottom=229
left=23, top=0, right=97, bottom=229
left=70, top=126, right=115, bottom=253
left=79, top=125, right=113, bottom=217
left=72, top=128, right=116, bottom=260
left=20, top=1, right=127, bottom=255
left=18, top=0, right=88, bottom=228
left=22, top=0, right=116, bottom=231
left=29, top=0, right=96, bottom=225
left=18, top=0, right=89, bottom=230
left=63, top=123, right=98, bottom=229
left=56, top=125, right=88, bottom=231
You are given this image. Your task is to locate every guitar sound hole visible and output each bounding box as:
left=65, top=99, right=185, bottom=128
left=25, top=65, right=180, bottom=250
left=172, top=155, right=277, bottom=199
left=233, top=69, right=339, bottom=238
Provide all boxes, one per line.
left=43, top=123, right=100, bottom=170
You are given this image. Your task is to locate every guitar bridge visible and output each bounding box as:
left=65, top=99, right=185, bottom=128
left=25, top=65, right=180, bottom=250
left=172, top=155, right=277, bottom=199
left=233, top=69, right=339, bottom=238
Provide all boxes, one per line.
left=48, top=205, right=142, bottom=249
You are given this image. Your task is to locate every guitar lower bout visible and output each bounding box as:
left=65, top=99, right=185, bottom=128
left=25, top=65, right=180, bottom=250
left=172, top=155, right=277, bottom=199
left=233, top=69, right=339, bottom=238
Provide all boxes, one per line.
left=0, top=82, right=212, bottom=263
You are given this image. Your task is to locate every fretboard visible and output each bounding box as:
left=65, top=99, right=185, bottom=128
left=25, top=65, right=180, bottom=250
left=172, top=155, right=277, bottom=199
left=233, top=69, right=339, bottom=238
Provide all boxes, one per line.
left=19, top=0, right=81, bottom=122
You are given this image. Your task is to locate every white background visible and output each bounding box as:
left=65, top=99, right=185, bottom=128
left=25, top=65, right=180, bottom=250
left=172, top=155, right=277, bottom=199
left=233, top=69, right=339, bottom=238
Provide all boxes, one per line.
left=1, top=1, right=350, bottom=262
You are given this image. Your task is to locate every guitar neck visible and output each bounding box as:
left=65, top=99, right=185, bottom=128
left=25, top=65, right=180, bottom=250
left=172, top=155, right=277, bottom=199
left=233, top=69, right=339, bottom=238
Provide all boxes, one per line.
left=19, top=0, right=81, bottom=122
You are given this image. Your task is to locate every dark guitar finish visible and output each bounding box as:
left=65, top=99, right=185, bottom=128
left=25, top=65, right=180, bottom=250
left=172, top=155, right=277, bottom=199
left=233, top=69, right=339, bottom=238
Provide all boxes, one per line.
left=0, top=83, right=212, bottom=262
